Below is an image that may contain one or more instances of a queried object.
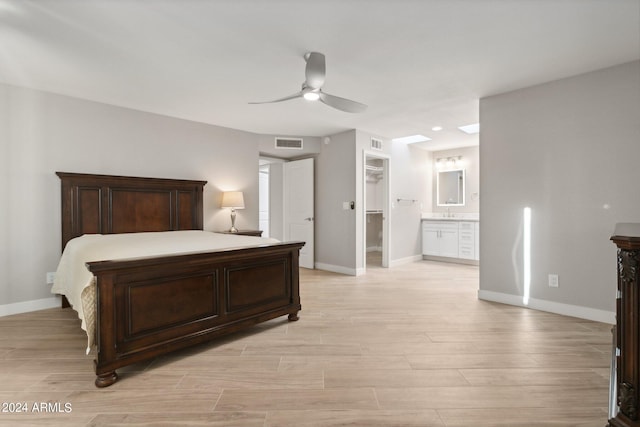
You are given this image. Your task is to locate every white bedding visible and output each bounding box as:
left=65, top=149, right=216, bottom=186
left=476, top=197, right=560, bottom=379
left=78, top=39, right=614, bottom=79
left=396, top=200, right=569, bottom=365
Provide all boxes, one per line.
left=51, top=230, right=279, bottom=353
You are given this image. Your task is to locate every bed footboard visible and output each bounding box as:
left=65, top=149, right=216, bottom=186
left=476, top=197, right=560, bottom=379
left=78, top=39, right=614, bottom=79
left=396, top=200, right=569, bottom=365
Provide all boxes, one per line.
left=86, top=241, right=303, bottom=388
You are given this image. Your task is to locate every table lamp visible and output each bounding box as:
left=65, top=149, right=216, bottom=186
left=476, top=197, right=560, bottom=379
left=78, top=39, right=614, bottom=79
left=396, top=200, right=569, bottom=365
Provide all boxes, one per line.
left=221, top=191, right=245, bottom=232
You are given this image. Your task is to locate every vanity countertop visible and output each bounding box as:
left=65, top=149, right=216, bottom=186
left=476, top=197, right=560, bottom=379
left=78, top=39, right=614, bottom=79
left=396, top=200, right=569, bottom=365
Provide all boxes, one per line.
left=421, top=213, right=479, bottom=221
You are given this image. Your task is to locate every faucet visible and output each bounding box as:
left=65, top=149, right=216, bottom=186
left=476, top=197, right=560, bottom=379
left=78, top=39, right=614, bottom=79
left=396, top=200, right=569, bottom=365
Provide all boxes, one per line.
left=446, top=207, right=451, bottom=218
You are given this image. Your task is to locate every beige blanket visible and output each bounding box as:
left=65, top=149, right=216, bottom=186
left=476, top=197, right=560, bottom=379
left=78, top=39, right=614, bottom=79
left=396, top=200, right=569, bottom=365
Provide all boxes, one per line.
left=51, top=230, right=278, bottom=353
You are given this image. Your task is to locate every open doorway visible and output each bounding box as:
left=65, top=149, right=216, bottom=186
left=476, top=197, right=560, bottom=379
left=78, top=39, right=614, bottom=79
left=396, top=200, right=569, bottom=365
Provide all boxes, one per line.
left=363, top=153, right=389, bottom=269
left=258, top=157, right=285, bottom=240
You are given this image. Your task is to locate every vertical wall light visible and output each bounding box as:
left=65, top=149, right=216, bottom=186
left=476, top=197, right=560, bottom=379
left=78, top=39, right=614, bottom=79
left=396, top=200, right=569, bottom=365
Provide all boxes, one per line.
left=523, top=207, right=531, bottom=306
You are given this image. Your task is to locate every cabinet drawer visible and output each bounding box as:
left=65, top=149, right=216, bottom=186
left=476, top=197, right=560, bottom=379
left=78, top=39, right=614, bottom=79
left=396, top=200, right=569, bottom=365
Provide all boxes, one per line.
left=459, top=221, right=475, bottom=231
left=459, top=247, right=475, bottom=259
left=459, top=231, right=474, bottom=243
left=422, top=221, right=458, bottom=231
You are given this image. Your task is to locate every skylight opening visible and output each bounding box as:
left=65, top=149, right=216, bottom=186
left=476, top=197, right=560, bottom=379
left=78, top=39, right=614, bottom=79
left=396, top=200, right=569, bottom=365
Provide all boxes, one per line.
left=392, top=134, right=431, bottom=144
left=458, top=123, right=480, bottom=134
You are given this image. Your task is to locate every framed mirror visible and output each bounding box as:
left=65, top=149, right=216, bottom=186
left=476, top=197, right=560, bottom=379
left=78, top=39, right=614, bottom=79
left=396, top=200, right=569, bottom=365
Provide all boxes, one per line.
left=437, top=169, right=465, bottom=206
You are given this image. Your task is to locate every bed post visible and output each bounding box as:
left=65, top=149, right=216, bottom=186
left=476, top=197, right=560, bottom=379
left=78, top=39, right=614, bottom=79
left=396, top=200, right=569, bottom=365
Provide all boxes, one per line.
left=288, top=244, right=302, bottom=321
left=93, top=272, right=119, bottom=388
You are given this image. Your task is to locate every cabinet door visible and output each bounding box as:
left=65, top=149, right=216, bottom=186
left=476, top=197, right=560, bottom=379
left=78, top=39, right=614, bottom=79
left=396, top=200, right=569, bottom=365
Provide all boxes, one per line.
left=422, top=227, right=440, bottom=256
left=439, top=228, right=459, bottom=258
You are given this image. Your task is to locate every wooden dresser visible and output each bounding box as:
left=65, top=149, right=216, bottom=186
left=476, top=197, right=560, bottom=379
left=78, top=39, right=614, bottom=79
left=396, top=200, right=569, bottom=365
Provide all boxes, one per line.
left=610, top=223, right=640, bottom=427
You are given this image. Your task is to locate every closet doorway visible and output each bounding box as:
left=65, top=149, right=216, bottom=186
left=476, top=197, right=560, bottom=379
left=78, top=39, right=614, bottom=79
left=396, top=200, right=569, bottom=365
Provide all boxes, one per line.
left=363, top=153, right=389, bottom=269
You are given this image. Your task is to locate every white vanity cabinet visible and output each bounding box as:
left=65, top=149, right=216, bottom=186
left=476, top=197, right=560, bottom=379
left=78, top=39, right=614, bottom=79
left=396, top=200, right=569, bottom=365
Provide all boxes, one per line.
left=422, top=219, right=479, bottom=264
left=421, top=221, right=459, bottom=258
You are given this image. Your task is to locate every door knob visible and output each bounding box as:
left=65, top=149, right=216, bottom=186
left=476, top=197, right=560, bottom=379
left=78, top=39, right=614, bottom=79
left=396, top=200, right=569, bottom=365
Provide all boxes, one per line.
left=304, top=217, right=314, bottom=221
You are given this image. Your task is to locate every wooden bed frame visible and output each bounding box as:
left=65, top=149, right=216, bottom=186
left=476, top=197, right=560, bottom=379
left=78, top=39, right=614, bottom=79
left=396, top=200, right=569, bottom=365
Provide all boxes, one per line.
left=56, top=172, right=304, bottom=387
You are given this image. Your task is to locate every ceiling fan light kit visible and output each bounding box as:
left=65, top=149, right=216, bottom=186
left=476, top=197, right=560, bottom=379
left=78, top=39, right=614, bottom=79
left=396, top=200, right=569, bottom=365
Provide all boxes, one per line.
left=303, top=91, right=320, bottom=101
left=249, top=52, right=367, bottom=113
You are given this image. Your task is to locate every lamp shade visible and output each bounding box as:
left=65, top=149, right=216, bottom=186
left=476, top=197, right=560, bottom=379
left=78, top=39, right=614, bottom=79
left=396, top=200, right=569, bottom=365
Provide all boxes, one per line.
left=221, top=191, right=245, bottom=209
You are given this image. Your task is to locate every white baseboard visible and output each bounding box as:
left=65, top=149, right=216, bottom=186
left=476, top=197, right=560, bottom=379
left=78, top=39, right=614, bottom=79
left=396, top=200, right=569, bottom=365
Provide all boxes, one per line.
left=478, top=289, right=615, bottom=324
left=314, top=262, right=358, bottom=276
left=317, top=255, right=423, bottom=274
left=423, top=255, right=479, bottom=266
left=389, top=254, right=423, bottom=268
left=0, top=296, right=61, bottom=318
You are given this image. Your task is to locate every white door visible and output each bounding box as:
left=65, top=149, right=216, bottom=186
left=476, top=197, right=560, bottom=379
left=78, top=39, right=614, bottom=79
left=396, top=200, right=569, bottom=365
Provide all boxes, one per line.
left=284, top=158, right=314, bottom=269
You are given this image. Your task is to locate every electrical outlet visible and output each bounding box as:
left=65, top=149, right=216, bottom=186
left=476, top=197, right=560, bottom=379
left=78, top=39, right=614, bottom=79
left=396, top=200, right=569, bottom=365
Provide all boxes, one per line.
left=548, top=274, right=559, bottom=288
left=46, top=272, right=56, bottom=285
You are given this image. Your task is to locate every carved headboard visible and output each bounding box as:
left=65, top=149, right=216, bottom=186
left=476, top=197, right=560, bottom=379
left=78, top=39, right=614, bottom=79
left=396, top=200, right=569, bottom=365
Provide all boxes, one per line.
left=57, top=172, right=207, bottom=250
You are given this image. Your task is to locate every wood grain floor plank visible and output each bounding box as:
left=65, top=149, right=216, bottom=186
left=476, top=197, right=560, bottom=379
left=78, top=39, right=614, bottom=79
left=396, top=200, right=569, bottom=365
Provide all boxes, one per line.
left=88, top=412, right=266, bottom=427
left=375, top=385, right=607, bottom=410
left=64, top=390, right=222, bottom=414
left=176, top=370, right=324, bottom=390
left=265, top=409, right=445, bottom=426
left=436, top=407, right=609, bottom=426
left=214, top=389, right=379, bottom=411
left=324, top=369, right=469, bottom=388
left=278, top=355, right=412, bottom=371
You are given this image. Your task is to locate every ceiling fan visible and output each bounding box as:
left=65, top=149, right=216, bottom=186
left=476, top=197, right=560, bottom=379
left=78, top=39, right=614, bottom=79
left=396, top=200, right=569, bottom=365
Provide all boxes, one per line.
left=249, top=52, right=367, bottom=113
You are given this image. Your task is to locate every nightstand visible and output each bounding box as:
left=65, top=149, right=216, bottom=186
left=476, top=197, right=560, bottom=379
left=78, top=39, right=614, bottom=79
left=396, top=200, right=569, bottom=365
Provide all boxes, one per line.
left=216, top=230, right=263, bottom=237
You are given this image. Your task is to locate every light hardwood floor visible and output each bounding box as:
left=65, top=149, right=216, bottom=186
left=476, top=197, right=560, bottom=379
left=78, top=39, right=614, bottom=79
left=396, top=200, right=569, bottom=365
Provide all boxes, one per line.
left=0, top=260, right=612, bottom=426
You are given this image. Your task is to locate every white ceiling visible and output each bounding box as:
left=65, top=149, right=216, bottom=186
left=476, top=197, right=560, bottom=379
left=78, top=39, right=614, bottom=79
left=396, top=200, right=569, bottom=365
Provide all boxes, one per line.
left=1, top=0, right=638, bottom=151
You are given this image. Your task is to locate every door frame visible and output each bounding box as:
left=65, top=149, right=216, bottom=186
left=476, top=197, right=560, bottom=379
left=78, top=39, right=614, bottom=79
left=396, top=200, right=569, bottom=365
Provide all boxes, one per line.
left=362, top=150, right=390, bottom=270
left=259, top=156, right=286, bottom=240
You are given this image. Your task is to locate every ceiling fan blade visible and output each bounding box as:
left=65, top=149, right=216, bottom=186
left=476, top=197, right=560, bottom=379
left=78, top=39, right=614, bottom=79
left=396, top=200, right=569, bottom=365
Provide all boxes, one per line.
left=319, top=92, right=367, bottom=113
left=304, top=52, right=325, bottom=89
left=248, top=92, right=302, bottom=104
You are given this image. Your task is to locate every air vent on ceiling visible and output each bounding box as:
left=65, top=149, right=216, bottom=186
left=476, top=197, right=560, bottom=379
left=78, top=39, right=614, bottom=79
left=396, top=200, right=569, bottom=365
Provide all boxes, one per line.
left=275, top=137, right=303, bottom=150
left=371, top=137, right=383, bottom=151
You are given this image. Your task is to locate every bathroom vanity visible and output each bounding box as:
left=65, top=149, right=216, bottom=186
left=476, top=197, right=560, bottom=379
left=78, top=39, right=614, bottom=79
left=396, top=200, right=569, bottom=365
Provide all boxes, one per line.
left=421, top=215, right=479, bottom=264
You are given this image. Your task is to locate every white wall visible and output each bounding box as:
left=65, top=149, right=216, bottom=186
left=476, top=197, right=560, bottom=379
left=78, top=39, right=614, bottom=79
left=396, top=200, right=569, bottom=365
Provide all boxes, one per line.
left=479, top=60, right=640, bottom=323
left=315, top=130, right=357, bottom=273
left=0, top=83, right=261, bottom=310
left=388, top=141, right=432, bottom=264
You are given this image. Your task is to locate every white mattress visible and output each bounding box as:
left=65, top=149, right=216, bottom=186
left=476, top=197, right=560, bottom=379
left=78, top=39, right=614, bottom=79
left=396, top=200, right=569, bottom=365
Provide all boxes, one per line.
left=51, top=230, right=279, bottom=353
